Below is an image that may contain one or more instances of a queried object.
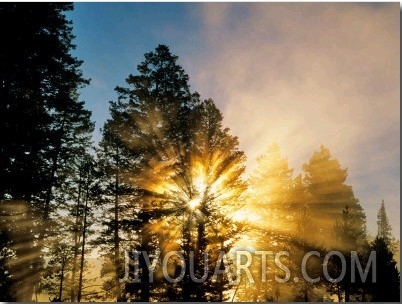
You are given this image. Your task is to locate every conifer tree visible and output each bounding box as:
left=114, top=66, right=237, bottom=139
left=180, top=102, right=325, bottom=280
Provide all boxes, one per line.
left=377, top=199, right=393, bottom=245
left=0, top=3, right=93, bottom=300
left=328, top=206, right=367, bottom=301
left=249, top=143, right=294, bottom=233
left=239, top=144, right=295, bottom=301
left=363, top=202, right=400, bottom=301
left=96, top=99, right=139, bottom=301
left=367, top=237, right=400, bottom=301
left=102, top=45, right=246, bottom=301
left=302, top=145, right=367, bottom=248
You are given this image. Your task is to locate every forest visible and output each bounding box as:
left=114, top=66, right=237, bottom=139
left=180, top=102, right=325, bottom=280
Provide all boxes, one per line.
left=0, top=3, right=399, bottom=302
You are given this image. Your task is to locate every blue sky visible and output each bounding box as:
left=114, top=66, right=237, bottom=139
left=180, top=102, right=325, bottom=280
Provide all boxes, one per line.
left=67, top=3, right=400, bottom=238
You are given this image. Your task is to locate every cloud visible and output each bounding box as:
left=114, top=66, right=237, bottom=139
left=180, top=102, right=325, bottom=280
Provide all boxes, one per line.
left=183, top=3, right=400, bottom=236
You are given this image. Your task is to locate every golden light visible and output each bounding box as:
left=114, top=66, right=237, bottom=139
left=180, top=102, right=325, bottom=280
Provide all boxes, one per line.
left=188, top=196, right=202, bottom=210
left=187, top=164, right=208, bottom=210
left=193, top=175, right=207, bottom=195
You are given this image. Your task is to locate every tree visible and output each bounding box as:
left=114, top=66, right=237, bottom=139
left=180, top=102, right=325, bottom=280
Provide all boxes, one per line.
left=106, top=44, right=198, bottom=301
left=362, top=202, right=400, bottom=301
left=96, top=100, right=139, bottom=301
left=326, top=206, right=368, bottom=301
left=103, top=45, right=247, bottom=301
left=367, top=237, right=400, bottom=301
left=40, top=236, right=73, bottom=302
left=59, top=153, right=99, bottom=302
left=0, top=3, right=93, bottom=300
left=180, top=99, right=247, bottom=301
left=377, top=199, right=392, bottom=245
left=237, top=143, right=300, bottom=301
left=248, top=143, right=294, bottom=234
left=288, top=175, right=323, bottom=302
left=0, top=2, right=91, bottom=207
left=302, top=145, right=367, bottom=249
left=302, top=147, right=368, bottom=301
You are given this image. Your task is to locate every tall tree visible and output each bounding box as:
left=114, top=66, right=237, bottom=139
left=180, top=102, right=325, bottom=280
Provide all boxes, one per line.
left=0, top=2, right=91, bottom=207
left=103, top=45, right=247, bottom=301
left=327, top=206, right=368, bottom=301
left=362, top=202, right=400, bottom=301
left=59, top=152, right=100, bottom=303
left=248, top=143, right=294, bottom=233
left=302, top=147, right=368, bottom=301
left=180, top=99, right=247, bottom=301
left=0, top=3, right=93, bottom=300
left=302, top=145, right=367, bottom=249
left=288, top=175, right=323, bottom=302
left=108, top=44, right=198, bottom=301
left=236, top=144, right=296, bottom=301
left=96, top=99, right=138, bottom=301
left=39, top=236, right=73, bottom=302
left=367, top=237, right=400, bottom=301
left=377, top=199, right=392, bottom=245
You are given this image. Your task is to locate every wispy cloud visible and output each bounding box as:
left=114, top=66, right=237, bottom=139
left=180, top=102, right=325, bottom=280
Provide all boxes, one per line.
left=184, top=3, right=400, bottom=236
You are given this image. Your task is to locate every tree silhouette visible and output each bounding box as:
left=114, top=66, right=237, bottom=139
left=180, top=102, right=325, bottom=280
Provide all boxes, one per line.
left=377, top=199, right=393, bottom=245
left=362, top=202, right=400, bottom=301
left=325, top=206, right=369, bottom=301
left=0, top=3, right=93, bottom=300
left=96, top=99, right=139, bottom=301
left=367, top=237, right=400, bottom=301
left=101, top=45, right=246, bottom=301
left=39, top=236, right=73, bottom=301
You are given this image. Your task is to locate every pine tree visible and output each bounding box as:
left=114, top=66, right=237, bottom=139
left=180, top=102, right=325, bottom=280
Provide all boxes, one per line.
left=0, top=3, right=91, bottom=207
left=96, top=99, right=138, bottom=301
left=249, top=143, right=294, bottom=234
left=238, top=144, right=295, bottom=301
left=367, top=237, right=400, bottom=301
left=327, top=206, right=368, bottom=301
left=182, top=99, right=247, bottom=301
left=0, top=3, right=93, bottom=300
left=377, top=199, right=393, bottom=245
left=288, top=175, right=323, bottom=302
left=103, top=45, right=247, bottom=301
left=107, top=44, right=197, bottom=301
left=361, top=202, right=400, bottom=301
left=302, top=145, right=367, bottom=249
left=39, top=236, right=73, bottom=301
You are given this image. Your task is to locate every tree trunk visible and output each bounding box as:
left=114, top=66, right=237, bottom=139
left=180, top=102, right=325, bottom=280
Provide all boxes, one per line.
left=139, top=212, right=151, bottom=301
left=59, top=256, right=66, bottom=301
left=304, top=285, right=308, bottom=302
left=114, top=146, right=121, bottom=300
left=181, top=214, right=192, bottom=301
left=70, top=174, right=83, bottom=302
left=77, top=175, right=90, bottom=302
left=195, top=215, right=206, bottom=301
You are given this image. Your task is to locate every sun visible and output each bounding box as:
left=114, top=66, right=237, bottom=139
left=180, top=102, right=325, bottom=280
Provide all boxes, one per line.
left=188, top=196, right=202, bottom=210
left=188, top=175, right=206, bottom=210
left=187, top=163, right=208, bottom=210
left=193, top=169, right=207, bottom=195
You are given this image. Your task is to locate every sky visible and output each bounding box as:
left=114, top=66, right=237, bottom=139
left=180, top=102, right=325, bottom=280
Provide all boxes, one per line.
left=67, top=3, right=400, bottom=238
